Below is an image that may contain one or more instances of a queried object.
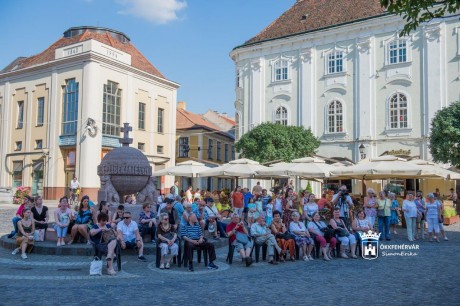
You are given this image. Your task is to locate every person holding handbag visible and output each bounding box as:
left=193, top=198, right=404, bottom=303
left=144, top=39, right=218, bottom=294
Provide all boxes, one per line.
left=330, top=208, right=357, bottom=259
left=271, top=210, right=295, bottom=262
left=226, top=213, right=253, bottom=266
left=377, top=191, right=391, bottom=241
left=90, top=212, right=117, bottom=275
left=307, top=212, right=337, bottom=261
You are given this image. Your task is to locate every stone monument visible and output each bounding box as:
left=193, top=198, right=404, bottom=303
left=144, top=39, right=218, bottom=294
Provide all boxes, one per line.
left=97, top=123, right=157, bottom=208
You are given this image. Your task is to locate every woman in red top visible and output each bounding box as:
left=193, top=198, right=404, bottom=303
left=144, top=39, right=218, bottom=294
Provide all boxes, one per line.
left=231, top=186, right=244, bottom=218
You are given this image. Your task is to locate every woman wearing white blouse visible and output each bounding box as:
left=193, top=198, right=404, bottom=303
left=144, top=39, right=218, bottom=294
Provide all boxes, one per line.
left=402, top=193, right=418, bottom=242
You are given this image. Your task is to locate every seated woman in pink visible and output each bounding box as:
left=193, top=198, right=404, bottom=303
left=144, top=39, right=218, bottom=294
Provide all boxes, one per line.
left=307, top=212, right=337, bottom=261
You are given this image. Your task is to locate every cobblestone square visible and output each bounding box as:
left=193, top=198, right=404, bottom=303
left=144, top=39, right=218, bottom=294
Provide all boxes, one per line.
left=1, top=203, right=459, bottom=305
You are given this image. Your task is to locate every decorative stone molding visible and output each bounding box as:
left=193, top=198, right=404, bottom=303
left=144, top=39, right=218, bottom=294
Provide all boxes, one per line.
left=424, top=24, right=441, bottom=42
left=357, top=37, right=371, bottom=53
left=299, top=48, right=312, bottom=62
left=250, top=61, right=261, bottom=72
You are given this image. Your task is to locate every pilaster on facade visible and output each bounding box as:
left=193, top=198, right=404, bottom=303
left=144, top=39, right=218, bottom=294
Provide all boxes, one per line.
left=249, top=59, right=264, bottom=129
left=356, top=36, right=376, bottom=141
left=79, top=61, right=102, bottom=188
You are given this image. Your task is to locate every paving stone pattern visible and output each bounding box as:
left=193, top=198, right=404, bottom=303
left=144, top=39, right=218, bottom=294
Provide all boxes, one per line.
left=1, top=202, right=459, bottom=305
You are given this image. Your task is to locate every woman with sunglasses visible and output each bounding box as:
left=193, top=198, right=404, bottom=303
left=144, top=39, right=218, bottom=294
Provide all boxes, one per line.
left=157, top=213, right=178, bottom=269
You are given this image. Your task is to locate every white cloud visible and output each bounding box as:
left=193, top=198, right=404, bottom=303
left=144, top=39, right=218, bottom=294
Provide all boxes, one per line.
left=117, top=0, right=187, bottom=24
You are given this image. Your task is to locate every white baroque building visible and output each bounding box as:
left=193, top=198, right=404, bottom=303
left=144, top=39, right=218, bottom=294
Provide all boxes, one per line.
left=230, top=0, right=460, bottom=163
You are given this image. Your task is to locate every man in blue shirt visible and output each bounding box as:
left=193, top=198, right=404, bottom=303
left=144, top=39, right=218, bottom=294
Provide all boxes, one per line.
left=261, top=189, right=272, bottom=211
left=182, top=213, right=219, bottom=272
left=242, top=187, right=253, bottom=221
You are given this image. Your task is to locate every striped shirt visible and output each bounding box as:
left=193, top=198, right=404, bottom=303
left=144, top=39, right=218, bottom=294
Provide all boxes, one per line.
left=183, top=223, right=202, bottom=240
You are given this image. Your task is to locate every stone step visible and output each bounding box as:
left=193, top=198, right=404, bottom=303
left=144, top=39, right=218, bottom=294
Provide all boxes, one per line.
left=0, top=234, right=228, bottom=256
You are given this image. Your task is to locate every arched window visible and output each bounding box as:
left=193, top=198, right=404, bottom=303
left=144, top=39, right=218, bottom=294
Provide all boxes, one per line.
left=274, top=106, right=288, bottom=125
left=327, top=101, right=343, bottom=133
left=274, top=60, right=288, bottom=81
left=389, top=93, right=408, bottom=129
left=388, top=40, right=407, bottom=64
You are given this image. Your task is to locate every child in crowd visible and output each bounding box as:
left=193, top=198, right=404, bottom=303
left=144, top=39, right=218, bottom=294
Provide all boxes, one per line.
left=274, top=192, right=283, bottom=214
left=265, top=198, right=274, bottom=226
left=247, top=198, right=257, bottom=226
left=255, top=196, right=263, bottom=217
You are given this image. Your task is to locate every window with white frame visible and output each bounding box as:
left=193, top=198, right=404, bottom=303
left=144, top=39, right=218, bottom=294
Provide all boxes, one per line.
left=178, top=137, right=189, bottom=158
left=327, top=100, right=343, bottom=133
left=62, top=79, right=79, bottom=135
left=389, top=93, right=408, bottom=129
left=102, top=80, right=121, bottom=136
left=274, top=60, right=289, bottom=81
left=327, top=51, right=344, bottom=74
left=274, top=106, right=288, bottom=125
left=138, top=102, right=145, bottom=130
left=388, top=40, right=407, bottom=64
left=37, top=97, right=44, bottom=126
left=17, top=101, right=24, bottom=129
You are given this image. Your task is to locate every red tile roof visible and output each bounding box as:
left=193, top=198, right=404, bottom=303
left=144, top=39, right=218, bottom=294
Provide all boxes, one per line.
left=241, top=0, right=386, bottom=47
left=2, top=29, right=165, bottom=79
left=177, top=108, right=221, bottom=130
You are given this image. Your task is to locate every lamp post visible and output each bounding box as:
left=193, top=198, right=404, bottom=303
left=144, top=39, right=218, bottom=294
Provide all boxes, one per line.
left=359, top=143, right=366, bottom=160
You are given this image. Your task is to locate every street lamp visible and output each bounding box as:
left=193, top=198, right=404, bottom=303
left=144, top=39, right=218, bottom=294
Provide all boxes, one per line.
left=359, top=143, right=366, bottom=160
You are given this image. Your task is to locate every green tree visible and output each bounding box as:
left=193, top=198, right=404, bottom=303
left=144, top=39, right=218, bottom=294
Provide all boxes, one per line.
left=380, top=0, right=460, bottom=37
left=235, top=122, right=320, bottom=163
left=429, top=101, right=460, bottom=167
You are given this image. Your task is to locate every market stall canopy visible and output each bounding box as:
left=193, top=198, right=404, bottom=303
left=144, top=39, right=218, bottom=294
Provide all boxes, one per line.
left=154, top=160, right=210, bottom=177
left=255, top=157, right=336, bottom=179
left=329, top=155, right=425, bottom=179
left=408, top=159, right=460, bottom=180
left=198, top=158, right=268, bottom=178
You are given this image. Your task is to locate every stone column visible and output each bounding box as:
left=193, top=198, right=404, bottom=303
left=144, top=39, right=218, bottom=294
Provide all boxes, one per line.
left=79, top=61, right=102, bottom=196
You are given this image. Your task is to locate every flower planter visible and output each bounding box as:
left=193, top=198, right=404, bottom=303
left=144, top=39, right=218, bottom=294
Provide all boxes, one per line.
left=443, top=215, right=459, bottom=225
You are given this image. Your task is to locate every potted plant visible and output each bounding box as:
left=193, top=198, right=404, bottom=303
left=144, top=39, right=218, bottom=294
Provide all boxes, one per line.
left=443, top=206, right=459, bottom=225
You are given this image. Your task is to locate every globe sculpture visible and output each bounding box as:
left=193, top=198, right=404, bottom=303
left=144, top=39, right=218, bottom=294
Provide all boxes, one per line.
left=97, top=123, right=156, bottom=206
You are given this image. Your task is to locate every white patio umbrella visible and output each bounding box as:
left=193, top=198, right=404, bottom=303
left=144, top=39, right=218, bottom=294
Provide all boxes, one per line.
left=154, top=160, right=210, bottom=177
left=408, top=159, right=460, bottom=180
left=329, top=155, right=425, bottom=179
left=198, top=158, right=268, bottom=178
left=256, top=157, right=337, bottom=179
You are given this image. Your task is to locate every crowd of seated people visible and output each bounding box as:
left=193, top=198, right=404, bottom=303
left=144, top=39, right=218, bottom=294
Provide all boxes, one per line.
left=6, top=184, right=453, bottom=274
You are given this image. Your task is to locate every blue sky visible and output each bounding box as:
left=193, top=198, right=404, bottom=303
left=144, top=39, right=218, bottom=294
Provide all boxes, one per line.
left=0, top=0, right=296, bottom=116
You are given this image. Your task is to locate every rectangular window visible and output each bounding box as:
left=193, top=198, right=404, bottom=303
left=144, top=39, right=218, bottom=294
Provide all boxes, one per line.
left=15, top=141, right=22, bottom=151
left=138, top=142, right=145, bottom=151
left=217, top=141, right=221, bottom=161
left=157, top=108, right=164, bottom=133
left=138, top=102, right=145, bottom=130
left=35, top=139, right=43, bottom=149
left=231, top=145, right=235, bottom=160
left=389, top=40, right=407, bottom=64
left=37, top=97, right=44, bottom=126
left=225, top=143, right=229, bottom=162
left=208, top=139, right=213, bottom=160
left=178, top=137, right=189, bottom=158
left=62, top=79, right=79, bottom=135
left=157, top=145, right=164, bottom=154
left=102, top=81, right=121, bottom=136
left=12, top=161, right=23, bottom=188
left=17, top=101, right=24, bottom=129
left=327, top=52, right=343, bottom=74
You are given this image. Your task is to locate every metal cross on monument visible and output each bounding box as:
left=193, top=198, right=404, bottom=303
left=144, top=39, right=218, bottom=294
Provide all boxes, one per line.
left=119, top=123, right=133, bottom=147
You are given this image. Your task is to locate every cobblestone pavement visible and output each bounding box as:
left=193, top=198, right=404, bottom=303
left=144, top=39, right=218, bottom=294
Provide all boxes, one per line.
left=1, top=203, right=460, bottom=305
